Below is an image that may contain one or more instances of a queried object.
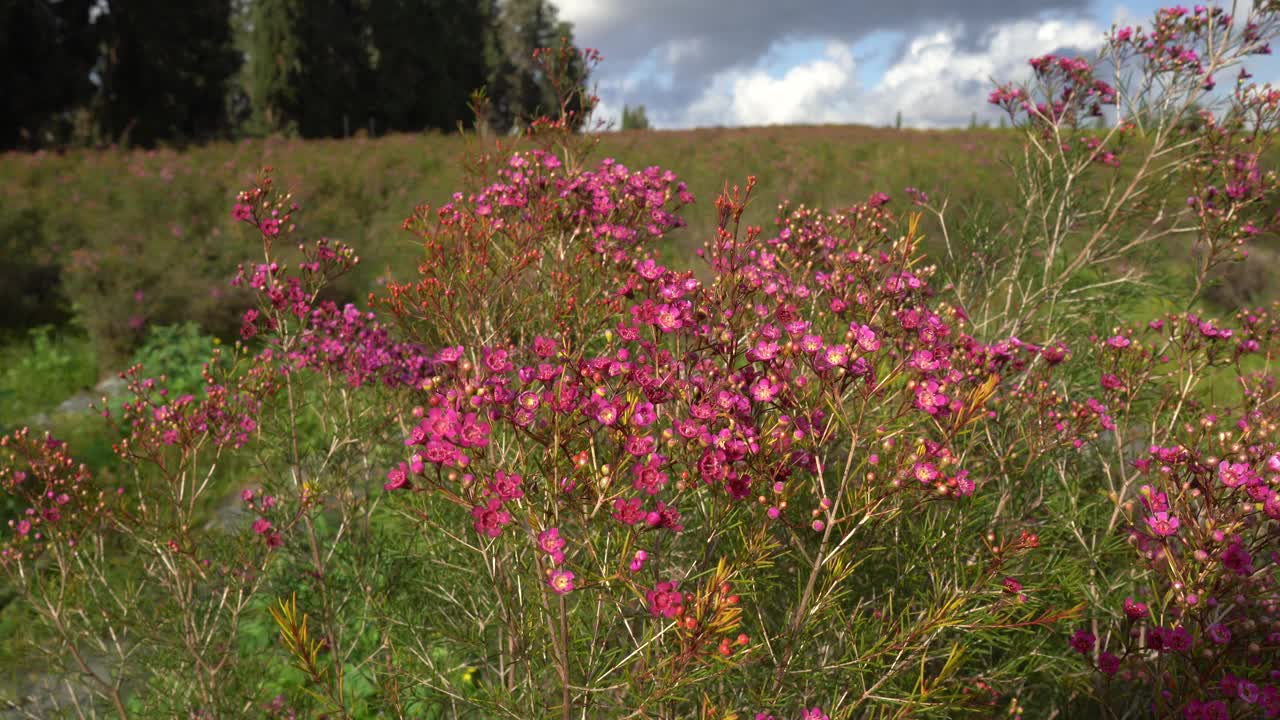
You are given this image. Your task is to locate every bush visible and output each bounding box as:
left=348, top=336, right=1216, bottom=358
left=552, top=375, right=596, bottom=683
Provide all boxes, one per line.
left=4, top=9, right=1280, bottom=718
left=0, top=207, right=71, bottom=332
left=129, top=322, right=222, bottom=399
left=0, top=326, right=97, bottom=429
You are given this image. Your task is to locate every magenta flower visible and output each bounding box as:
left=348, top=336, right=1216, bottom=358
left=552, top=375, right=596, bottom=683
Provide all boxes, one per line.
left=1217, top=460, right=1254, bottom=488
left=646, top=580, right=683, bottom=618
left=630, top=401, right=657, bottom=427
left=750, top=378, right=780, bottom=403
left=911, top=462, right=939, bottom=484
left=260, top=218, right=281, bottom=237
left=631, top=455, right=669, bottom=495
left=612, top=497, right=645, bottom=525
left=800, top=709, right=829, bottom=720
left=1123, top=597, right=1149, bottom=620
left=1146, top=511, right=1180, bottom=537
left=914, top=380, right=949, bottom=416
left=852, top=323, right=880, bottom=352
left=1221, top=540, right=1253, bottom=576
left=457, top=414, right=491, bottom=448
left=538, top=527, right=567, bottom=565
left=488, top=470, right=523, bottom=502
left=471, top=499, right=511, bottom=537
left=629, top=549, right=648, bottom=572
left=384, top=462, right=412, bottom=491
left=548, top=569, right=575, bottom=595
left=532, top=335, right=559, bottom=358
left=1069, top=630, right=1096, bottom=654
left=232, top=203, right=253, bottom=222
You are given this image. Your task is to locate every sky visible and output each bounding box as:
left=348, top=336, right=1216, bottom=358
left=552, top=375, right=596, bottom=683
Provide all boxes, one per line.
left=554, top=0, right=1280, bottom=129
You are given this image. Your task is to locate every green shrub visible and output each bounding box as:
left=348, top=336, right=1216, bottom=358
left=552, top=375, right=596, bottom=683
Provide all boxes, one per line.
left=128, top=322, right=220, bottom=399
left=0, top=326, right=97, bottom=429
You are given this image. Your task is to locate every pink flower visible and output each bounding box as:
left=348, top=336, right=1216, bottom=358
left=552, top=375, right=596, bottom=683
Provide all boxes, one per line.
left=471, top=499, right=511, bottom=537
left=631, top=455, right=669, bottom=495
left=1221, top=540, right=1254, bottom=576
left=852, top=323, right=880, bottom=352
left=488, top=470, right=523, bottom=502
left=800, top=709, right=829, bottom=720
left=914, top=380, right=949, bottom=415
left=232, top=203, right=253, bottom=222
left=1097, top=651, right=1120, bottom=675
left=646, top=580, right=684, bottom=618
left=911, top=461, right=939, bottom=484
left=612, top=497, right=645, bottom=525
left=538, top=527, right=567, bottom=565
left=1123, top=597, right=1149, bottom=620
left=384, top=462, right=412, bottom=491
left=259, top=218, right=281, bottom=237
left=750, top=378, right=780, bottom=403
left=1069, top=629, right=1096, bottom=654
left=1217, top=460, right=1253, bottom=488
left=629, top=549, right=648, bottom=572
left=252, top=517, right=273, bottom=535
left=1146, top=511, right=1180, bottom=537
left=630, top=401, right=657, bottom=427
left=548, top=569, right=575, bottom=595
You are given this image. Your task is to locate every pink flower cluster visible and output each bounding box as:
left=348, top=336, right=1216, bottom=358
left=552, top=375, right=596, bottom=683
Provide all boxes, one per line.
left=0, top=429, right=115, bottom=564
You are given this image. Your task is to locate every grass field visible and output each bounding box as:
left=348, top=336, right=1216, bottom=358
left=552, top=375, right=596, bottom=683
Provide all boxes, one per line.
left=0, top=123, right=1273, bottom=430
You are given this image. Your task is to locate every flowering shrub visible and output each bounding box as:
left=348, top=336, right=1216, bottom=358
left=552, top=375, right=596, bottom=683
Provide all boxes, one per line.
left=4, top=6, right=1280, bottom=718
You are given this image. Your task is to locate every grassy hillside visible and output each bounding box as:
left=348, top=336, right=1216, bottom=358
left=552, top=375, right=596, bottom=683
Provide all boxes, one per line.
left=0, top=124, right=1272, bottom=410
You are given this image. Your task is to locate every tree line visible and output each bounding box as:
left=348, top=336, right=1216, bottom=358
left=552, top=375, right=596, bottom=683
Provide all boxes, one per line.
left=1, top=0, right=583, bottom=149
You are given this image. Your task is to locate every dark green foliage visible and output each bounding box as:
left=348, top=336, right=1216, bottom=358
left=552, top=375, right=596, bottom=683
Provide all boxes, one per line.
left=0, top=0, right=98, bottom=148
left=249, top=0, right=372, bottom=138
left=92, top=0, right=242, bottom=145
left=0, top=207, right=72, bottom=331
left=129, top=323, right=219, bottom=398
left=621, top=104, right=649, bottom=131
left=0, top=325, right=96, bottom=429
left=365, top=0, right=490, bottom=134
left=483, top=0, right=585, bottom=133
left=2, top=0, right=588, bottom=147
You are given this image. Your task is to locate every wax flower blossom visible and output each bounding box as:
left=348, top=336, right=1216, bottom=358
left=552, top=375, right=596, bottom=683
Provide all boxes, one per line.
left=1146, top=511, right=1180, bottom=537
left=646, top=580, right=684, bottom=619
left=548, top=569, right=575, bottom=595
left=538, top=527, right=567, bottom=565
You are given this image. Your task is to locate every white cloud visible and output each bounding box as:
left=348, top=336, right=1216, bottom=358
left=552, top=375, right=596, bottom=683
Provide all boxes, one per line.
left=658, top=16, right=1107, bottom=128
left=682, top=44, right=858, bottom=127
left=557, top=0, right=1092, bottom=127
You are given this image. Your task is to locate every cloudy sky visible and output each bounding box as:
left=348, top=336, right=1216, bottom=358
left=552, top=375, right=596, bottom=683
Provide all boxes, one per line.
left=555, top=0, right=1280, bottom=129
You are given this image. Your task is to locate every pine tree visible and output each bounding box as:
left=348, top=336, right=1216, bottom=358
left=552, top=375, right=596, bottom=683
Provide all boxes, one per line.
left=249, top=0, right=371, bottom=138
left=365, top=0, right=488, bottom=133
left=483, top=0, right=584, bottom=134
left=621, top=104, right=649, bottom=131
left=92, top=0, right=241, bottom=145
left=0, top=0, right=99, bottom=148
